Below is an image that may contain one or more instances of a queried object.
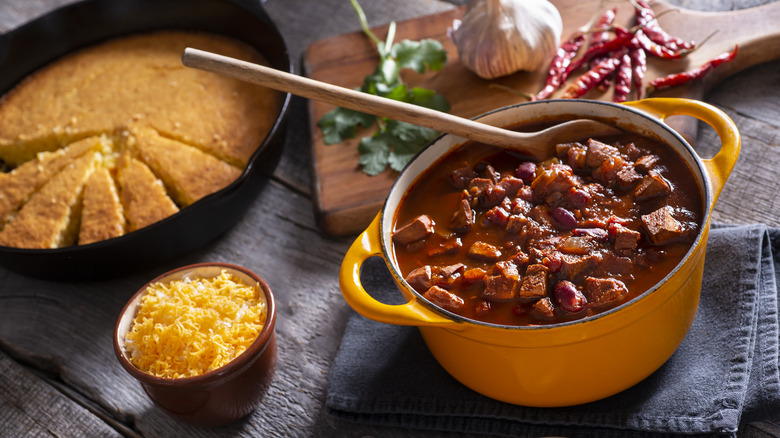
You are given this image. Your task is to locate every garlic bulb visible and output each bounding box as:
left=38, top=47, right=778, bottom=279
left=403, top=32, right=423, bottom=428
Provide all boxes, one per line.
left=450, top=0, right=563, bottom=79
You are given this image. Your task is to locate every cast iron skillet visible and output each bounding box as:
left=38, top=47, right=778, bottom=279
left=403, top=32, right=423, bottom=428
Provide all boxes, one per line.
left=0, top=0, right=292, bottom=281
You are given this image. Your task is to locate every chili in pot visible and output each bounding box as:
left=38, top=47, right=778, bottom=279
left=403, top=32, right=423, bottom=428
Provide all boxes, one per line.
left=392, top=124, right=702, bottom=326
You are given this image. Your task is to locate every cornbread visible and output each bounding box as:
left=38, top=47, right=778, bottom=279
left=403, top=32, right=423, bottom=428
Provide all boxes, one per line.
left=128, top=126, right=242, bottom=207
left=0, top=151, right=97, bottom=249
left=117, top=155, right=179, bottom=232
left=0, top=31, right=281, bottom=167
left=0, top=30, right=282, bottom=249
left=0, top=136, right=104, bottom=227
left=124, top=269, right=267, bottom=379
left=78, top=167, right=125, bottom=245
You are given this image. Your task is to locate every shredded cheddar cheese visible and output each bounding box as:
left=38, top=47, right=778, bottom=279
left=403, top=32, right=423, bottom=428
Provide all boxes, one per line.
left=124, top=269, right=267, bottom=378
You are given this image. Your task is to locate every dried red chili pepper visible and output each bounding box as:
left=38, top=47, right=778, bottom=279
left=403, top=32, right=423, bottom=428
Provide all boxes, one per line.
left=613, top=49, right=633, bottom=102
left=590, top=8, right=617, bottom=65
left=563, top=48, right=627, bottom=99
left=634, top=31, right=693, bottom=59
left=534, top=33, right=586, bottom=100
left=590, top=7, right=618, bottom=91
left=629, top=44, right=647, bottom=99
left=592, top=7, right=617, bottom=47
left=635, top=0, right=695, bottom=51
left=647, top=45, right=738, bottom=94
left=565, top=26, right=633, bottom=76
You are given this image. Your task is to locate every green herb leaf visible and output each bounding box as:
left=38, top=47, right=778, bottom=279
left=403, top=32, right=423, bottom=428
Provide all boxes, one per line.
left=407, top=87, right=450, bottom=112
left=392, top=39, right=448, bottom=73
left=317, top=107, right=375, bottom=145
left=320, top=0, right=450, bottom=175
left=357, top=133, right=391, bottom=176
left=386, top=120, right=439, bottom=172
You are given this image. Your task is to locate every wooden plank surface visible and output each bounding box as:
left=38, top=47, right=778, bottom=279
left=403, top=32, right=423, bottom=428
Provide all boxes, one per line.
left=0, top=0, right=779, bottom=437
left=306, top=0, right=780, bottom=236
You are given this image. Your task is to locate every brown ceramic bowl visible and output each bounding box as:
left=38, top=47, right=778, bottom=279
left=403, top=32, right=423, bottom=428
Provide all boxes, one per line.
left=113, top=263, right=277, bottom=427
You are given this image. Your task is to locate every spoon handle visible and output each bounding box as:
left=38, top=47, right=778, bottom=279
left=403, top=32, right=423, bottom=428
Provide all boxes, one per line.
left=182, top=48, right=523, bottom=147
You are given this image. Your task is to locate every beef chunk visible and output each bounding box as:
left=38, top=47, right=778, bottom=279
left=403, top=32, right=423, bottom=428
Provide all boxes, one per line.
left=432, top=263, right=466, bottom=289
left=528, top=204, right=554, bottom=228
left=585, top=139, right=621, bottom=168
left=532, top=297, right=556, bottom=318
left=467, top=177, right=494, bottom=201
left=483, top=261, right=520, bottom=301
left=507, top=248, right=530, bottom=267
left=486, top=205, right=511, bottom=227
left=595, top=253, right=634, bottom=276
left=623, top=142, right=642, bottom=160
left=463, top=267, right=487, bottom=284
left=558, top=253, right=601, bottom=280
left=505, top=214, right=532, bottom=234
left=531, top=164, right=582, bottom=199
left=475, top=162, right=500, bottom=184
left=405, top=266, right=432, bottom=291
left=393, top=214, right=434, bottom=245
left=610, top=223, right=641, bottom=251
left=447, top=165, right=476, bottom=189
left=592, top=155, right=628, bottom=186
left=425, top=234, right=463, bottom=257
left=468, top=241, right=502, bottom=261
left=632, top=171, right=671, bottom=201
left=510, top=197, right=533, bottom=215
left=565, top=143, right=588, bottom=170
left=641, top=206, right=684, bottom=245
left=584, top=277, right=628, bottom=305
left=451, top=199, right=475, bottom=233
left=615, top=165, right=643, bottom=190
left=517, top=263, right=549, bottom=299
left=423, top=285, right=465, bottom=313
left=497, top=176, right=524, bottom=198
left=482, top=185, right=506, bottom=207
left=634, top=154, right=660, bottom=173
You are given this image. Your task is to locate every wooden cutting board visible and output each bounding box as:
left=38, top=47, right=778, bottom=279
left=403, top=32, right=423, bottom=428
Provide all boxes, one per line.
left=304, top=0, right=780, bottom=236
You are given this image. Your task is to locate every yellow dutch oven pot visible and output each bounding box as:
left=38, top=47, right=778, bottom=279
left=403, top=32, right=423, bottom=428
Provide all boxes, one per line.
left=339, top=98, right=740, bottom=407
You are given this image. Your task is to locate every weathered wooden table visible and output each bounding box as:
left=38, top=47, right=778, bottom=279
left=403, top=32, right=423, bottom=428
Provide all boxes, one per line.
left=0, top=0, right=778, bottom=437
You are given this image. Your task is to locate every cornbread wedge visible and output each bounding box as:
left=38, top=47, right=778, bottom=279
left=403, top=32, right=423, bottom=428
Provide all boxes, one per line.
left=0, top=31, right=281, bottom=167
left=128, top=126, right=242, bottom=207
left=117, top=154, right=179, bottom=232
left=0, top=151, right=98, bottom=249
left=0, top=135, right=107, bottom=228
left=79, top=167, right=125, bottom=245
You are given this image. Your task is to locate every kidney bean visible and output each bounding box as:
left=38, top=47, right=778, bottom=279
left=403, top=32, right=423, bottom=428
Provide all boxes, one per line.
left=573, top=227, right=609, bottom=241
left=566, top=187, right=591, bottom=207
left=514, top=161, right=537, bottom=183
left=552, top=207, right=577, bottom=229
left=553, top=280, right=587, bottom=313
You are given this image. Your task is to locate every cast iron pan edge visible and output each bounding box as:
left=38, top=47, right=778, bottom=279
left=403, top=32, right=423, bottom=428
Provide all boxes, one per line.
left=0, top=0, right=293, bottom=281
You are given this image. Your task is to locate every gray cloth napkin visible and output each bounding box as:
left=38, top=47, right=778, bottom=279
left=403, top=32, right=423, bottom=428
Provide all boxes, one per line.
left=326, top=223, right=780, bottom=437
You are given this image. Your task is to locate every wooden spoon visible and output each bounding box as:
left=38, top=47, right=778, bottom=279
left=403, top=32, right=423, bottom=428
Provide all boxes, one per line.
left=182, top=48, right=620, bottom=161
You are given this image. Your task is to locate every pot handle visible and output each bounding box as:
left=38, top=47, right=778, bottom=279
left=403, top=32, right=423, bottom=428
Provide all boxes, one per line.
left=339, top=213, right=460, bottom=328
left=622, top=98, right=740, bottom=203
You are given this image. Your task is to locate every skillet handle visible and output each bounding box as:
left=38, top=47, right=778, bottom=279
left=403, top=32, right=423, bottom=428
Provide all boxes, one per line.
left=622, top=98, right=740, bottom=204
left=339, top=214, right=459, bottom=328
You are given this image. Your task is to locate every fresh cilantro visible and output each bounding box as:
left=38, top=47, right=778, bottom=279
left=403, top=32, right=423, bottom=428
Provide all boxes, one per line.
left=317, top=0, right=450, bottom=175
